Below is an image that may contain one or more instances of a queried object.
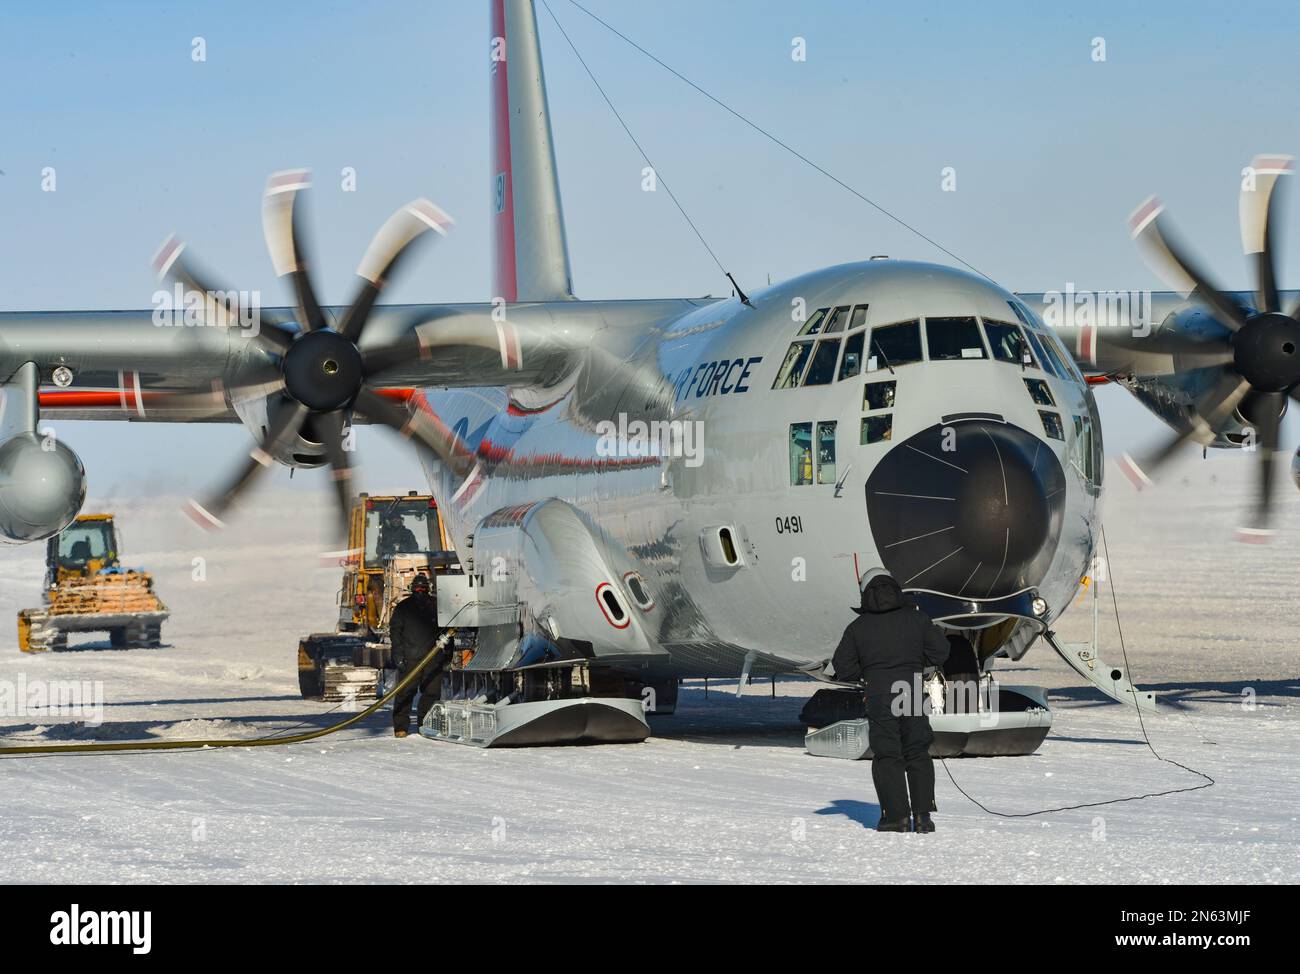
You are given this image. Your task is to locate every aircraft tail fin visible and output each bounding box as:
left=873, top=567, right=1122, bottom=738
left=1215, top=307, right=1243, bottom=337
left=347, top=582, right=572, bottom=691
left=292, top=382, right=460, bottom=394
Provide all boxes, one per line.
left=490, top=0, right=574, bottom=302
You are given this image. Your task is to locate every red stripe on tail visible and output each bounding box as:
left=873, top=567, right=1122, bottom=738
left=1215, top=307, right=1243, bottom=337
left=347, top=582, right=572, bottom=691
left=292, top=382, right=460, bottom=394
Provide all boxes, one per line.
left=490, top=0, right=517, bottom=303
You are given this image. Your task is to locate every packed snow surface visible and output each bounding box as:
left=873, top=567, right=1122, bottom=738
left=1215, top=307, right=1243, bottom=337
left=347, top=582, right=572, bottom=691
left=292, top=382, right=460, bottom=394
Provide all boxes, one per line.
left=0, top=458, right=1295, bottom=883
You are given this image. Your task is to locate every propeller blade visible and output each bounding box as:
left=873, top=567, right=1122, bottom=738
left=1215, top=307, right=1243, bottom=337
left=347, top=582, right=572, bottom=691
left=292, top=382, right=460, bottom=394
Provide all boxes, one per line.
left=137, top=367, right=286, bottom=420
left=1129, top=197, right=1250, bottom=331
left=185, top=400, right=309, bottom=529
left=1239, top=155, right=1293, bottom=315
left=262, top=169, right=327, bottom=333
left=152, top=234, right=294, bottom=342
left=251, top=321, right=297, bottom=356
left=338, top=200, right=453, bottom=342
left=353, top=386, right=475, bottom=477
left=1094, top=329, right=1234, bottom=367
left=317, top=408, right=356, bottom=548
left=1117, top=370, right=1251, bottom=488
left=359, top=332, right=423, bottom=379
left=1237, top=390, right=1284, bottom=542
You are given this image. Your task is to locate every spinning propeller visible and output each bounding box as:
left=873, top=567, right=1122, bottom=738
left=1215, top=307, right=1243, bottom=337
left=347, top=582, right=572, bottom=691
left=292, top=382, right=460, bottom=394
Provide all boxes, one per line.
left=152, top=170, right=463, bottom=546
left=1111, top=155, right=1299, bottom=542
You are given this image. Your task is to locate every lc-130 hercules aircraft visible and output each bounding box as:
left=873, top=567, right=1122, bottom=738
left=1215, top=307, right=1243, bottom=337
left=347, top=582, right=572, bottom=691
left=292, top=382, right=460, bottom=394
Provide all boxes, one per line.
left=3, top=1, right=1298, bottom=748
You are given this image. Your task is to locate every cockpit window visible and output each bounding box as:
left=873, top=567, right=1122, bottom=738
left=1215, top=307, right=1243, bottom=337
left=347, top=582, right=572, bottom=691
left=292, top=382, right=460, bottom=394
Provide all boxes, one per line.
left=1023, top=330, right=1061, bottom=379
left=867, top=320, right=922, bottom=370
left=925, top=316, right=987, bottom=361
left=772, top=341, right=814, bottom=389
left=789, top=423, right=813, bottom=484
left=839, top=330, right=865, bottom=380
left=1044, top=330, right=1084, bottom=383
left=797, top=307, right=830, bottom=336
left=1024, top=377, right=1055, bottom=406
left=1037, top=332, right=1069, bottom=378
left=803, top=338, right=841, bottom=386
left=1007, top=299, right=1036, bottom=329
left=983, top=319, right=1036, bottom=366
left=1007, top=300, right=1080, bottom=383
left=822, top=305, right=851, bottom=334
left=863, top=380, right=896, bottom=411
left=849, top=305, right=868, bottom=330
left=816, top=422, right=837, bottom=483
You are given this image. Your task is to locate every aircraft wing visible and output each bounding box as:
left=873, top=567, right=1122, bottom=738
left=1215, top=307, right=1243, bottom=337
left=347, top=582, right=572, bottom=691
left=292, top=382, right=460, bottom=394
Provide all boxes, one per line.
left=1, top=298, right=705, bottom=422
left=0, top=303, right=568, bottom=424
left=1019, top=289, right=1300, bottom=378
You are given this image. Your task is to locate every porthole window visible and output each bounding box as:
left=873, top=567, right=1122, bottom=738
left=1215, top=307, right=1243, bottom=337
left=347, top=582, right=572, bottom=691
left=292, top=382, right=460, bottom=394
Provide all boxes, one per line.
left=718, top=527, right=740, bottom=565
left=595, top=582, right=631, bottom=629
left=699, top=525, right=747, bottom=568
left=623, top=571, right=655, bottom=611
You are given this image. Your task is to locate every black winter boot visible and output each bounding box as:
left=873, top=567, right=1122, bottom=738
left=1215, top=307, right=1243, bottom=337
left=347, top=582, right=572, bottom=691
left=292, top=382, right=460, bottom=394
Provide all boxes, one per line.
left=875, top=817, right=911, bottom=832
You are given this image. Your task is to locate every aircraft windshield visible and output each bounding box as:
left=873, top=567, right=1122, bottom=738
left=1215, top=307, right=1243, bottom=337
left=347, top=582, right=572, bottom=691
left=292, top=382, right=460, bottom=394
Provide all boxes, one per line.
left=365, top=500, right=441, bottom=565
left=983, top=320, right=1036, bottom=366
left=926, top=316, right=988, bottom=361
left=868, top=320, right=922, bottom=369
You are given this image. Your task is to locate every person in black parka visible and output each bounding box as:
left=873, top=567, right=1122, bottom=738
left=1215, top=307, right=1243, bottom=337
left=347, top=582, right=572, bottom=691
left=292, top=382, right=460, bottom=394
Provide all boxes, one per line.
left=389, top=574, right=447, bottom=737
left=832, top=567, right=950, bottom=833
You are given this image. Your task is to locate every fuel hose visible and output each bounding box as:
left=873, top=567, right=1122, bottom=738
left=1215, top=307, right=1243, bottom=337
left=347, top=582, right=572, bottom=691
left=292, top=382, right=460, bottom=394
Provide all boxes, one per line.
left=0, top=628, right=458, bottom=758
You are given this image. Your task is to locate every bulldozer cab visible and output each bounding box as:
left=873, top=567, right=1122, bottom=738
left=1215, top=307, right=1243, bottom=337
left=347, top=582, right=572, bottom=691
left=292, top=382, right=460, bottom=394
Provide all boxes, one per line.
left=339, top=492, right=454, bottom=634
left=47, top=514, right=119, bottom=584
left=365, top=498, right=438, bottom=564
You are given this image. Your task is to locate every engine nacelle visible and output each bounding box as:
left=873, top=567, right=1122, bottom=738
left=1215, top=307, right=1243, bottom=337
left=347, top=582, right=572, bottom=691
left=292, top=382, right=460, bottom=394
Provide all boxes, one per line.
left=0, top=433, right=87, bottom=544
left=232, top=396, right=328, bottom=469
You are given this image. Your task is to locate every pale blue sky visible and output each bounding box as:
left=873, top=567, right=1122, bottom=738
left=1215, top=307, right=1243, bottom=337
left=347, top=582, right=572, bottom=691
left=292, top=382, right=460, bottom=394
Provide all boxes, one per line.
left=3, top=0, right=1298, bottom=494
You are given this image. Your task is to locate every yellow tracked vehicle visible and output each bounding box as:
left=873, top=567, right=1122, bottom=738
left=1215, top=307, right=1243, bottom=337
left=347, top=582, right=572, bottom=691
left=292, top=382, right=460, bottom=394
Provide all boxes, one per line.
left=17, top=513, right=168, bottom=652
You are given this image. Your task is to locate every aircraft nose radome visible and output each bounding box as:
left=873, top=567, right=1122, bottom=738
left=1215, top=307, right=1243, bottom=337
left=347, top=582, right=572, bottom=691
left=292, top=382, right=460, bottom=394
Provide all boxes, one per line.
left=954, top=440, right=1050, bottom=564
left=865, top=421, right=1066, bottom=599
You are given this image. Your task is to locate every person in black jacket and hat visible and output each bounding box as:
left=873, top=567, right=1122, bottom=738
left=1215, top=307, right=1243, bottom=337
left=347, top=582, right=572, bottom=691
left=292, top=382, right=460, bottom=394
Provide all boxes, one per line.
left=832, top=567, right=950, bottom=833
left=389, top=574, right=446, bottom=738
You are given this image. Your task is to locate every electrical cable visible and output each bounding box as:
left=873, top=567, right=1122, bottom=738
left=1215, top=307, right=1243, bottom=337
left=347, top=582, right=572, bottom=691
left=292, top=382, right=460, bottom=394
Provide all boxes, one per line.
left=0, top=604, right=480, bottom=758
left=938, top=524, right=1215, bottom=817
left=560, top=0, right=996, bottom=283
left=540, top=0, right=734, bottom=289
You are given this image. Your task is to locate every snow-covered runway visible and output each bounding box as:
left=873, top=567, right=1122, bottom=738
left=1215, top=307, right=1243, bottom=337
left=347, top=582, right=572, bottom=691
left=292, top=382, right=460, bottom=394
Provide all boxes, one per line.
left=0, top=461, right=1296, bottom=884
